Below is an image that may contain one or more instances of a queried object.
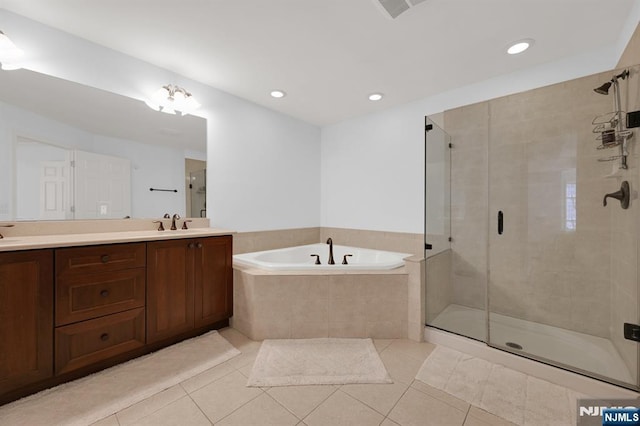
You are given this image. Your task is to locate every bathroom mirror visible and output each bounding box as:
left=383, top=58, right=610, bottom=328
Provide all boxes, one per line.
left=0, top=69, right=207, bottom=221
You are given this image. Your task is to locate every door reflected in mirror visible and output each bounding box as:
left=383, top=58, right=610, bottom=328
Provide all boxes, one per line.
left=0, top=69, right=207, bottom=221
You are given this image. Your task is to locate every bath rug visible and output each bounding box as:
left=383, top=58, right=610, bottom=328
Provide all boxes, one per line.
left=0, top=330, right=240, bottom=426
left=415, top=346, right=576, bottom=425
left=247, top=337, right=392, bottom=387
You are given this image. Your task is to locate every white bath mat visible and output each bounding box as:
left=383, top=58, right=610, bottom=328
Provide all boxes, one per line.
left=415, top=346, right=576, bottom=425
left=247, top=338, right=392, bottom=387
left=0, top=330, right=240, bottom=426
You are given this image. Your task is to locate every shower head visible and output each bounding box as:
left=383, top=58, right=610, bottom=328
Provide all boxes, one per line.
left=594, top=81, right=612, bottom=95
left=594, top=69, right=630, bottom=95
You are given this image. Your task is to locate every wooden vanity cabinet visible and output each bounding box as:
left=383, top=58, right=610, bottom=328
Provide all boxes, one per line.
left=0, top=234, right=232, bottom=404
left=147, top=235, right=232, bottom=344
left=0, top=250, right=54, bottom=395
left=54, top=243, right=146, bottom=375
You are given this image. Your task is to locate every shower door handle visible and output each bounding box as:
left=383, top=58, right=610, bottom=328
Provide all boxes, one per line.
left=498, top=211, right=504, bottom=235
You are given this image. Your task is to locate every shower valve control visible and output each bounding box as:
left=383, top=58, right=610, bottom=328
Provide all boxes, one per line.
left=623, top=323, right=640, bottom=342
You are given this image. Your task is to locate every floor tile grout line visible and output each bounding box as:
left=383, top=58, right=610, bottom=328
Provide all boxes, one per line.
left=114, top=385, right=189, bottom=426
left=341, top=382, right=410, bottom=418
left=380, top=380, right=413, bottom=423
left=185, top=392, right=214, bottom=426
left=461, top=403, right=472, bottom=426
left=298, top=384, right=342, bottom=423
left=261, top=389, right=307, bottom=421
left=181, top=364, right=238, bottom=395
left=410, top=379, right=471, bottom=413
left=195, top=387, right=266, bottom=425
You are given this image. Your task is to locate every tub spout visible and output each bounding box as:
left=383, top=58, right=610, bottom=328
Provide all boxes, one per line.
left=326, top=238, right=335, bottom=265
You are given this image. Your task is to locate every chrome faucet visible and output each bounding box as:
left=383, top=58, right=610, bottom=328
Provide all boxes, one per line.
left=326, top=238, right=335, bottom=265
left=0, top=224, right=14, bottom=239
left=171, top=213, right=180, bottom=230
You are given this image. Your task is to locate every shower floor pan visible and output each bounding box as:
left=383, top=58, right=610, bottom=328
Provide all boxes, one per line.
left=430, top=304, right=634, bottom=385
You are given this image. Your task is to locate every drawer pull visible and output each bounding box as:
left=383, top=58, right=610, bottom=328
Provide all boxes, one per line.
left=188, top=242, right=195, bottom=249
left=100, top=289, right=110, bottom=298
left=101, top=255, right=110, bottom=263
left=100, top=333, right=109, bottom=341
left=196, top=242, right=203, bottom=249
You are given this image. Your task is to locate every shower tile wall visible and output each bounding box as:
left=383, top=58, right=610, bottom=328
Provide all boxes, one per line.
left=488, top=75, right=612, bottom=338
left=443, top=67, right=638, bottom=364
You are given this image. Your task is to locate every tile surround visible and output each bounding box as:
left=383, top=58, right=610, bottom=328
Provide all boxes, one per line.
left=232, top=268, right=409, bottom=340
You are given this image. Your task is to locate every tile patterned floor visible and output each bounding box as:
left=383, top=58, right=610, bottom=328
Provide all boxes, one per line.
left=84, top=327, right=596, bottom=426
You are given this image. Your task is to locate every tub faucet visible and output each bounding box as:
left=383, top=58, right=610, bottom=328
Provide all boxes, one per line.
left=326, top=238, right=335, bottom=265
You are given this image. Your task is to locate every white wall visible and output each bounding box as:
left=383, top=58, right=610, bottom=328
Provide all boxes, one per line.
left=321, top=8, right=640, bottom=234
left=1, top=9, right=321, bottom=232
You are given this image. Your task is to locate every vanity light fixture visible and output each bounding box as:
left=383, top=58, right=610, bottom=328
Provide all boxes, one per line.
left=270, top=90, right=286, bottom=98
left=368, top=93, right=384, bottom=101
left=507, top=39, right=534, bottom=55
left=146, top=84, right=201, bottom=116
left=0, top=30, right=24, bottom=70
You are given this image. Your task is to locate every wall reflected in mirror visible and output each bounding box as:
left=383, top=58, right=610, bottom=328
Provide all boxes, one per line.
left=0, top=69, right=207, bottom=221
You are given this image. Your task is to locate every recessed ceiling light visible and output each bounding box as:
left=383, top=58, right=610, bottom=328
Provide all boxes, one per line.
left=368, top=93, right=384, bottom=101
left=507, top=39, right=534, bottom=55
left=270, top=90, right=286, bottom=98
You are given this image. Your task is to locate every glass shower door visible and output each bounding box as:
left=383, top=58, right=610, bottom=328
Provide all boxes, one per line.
left=424, top=116, right=485, bottom=340
left=486, top=74, right=639, bottom=388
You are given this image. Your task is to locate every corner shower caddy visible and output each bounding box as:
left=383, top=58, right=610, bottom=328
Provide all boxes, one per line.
left=592, top=69, right=633, bottom=169
left=593, top=111, right=633, bottom=168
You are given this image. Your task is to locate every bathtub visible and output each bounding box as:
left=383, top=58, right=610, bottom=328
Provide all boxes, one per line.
left=233, top=243, right=411, bottom=271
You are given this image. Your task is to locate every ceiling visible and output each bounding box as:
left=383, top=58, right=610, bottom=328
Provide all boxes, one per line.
left=1, top=0, right=637, bottom=126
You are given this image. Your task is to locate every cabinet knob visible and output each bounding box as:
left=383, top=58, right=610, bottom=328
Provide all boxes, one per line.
left=100, top=289, right=109, bottom=298
left=188, top=242, right=195, bottom=249
left=101, top=255, right=110, bottom=263
left=100, top=333, right=109, bottom=342
left=196, top=242, right=203, bottom=249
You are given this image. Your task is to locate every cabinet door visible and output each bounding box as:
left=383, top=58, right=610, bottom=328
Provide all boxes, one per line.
left=0, top=250, right=53, bottom=394
left=194, top=236, right=233, bottom=328
left=55, top=308, right=145, bottom=375
left=146, top=240, right=194, bottom=344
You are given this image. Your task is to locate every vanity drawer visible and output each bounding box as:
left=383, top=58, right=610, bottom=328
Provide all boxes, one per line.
left=55, top=308, right=145, bottom=375
left=56, top=268, right=146, bottom=326
left=56, top=243, right=146, bottom=278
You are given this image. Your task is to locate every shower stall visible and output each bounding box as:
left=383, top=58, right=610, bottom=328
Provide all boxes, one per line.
left=424, top=65, right=640, bottom=389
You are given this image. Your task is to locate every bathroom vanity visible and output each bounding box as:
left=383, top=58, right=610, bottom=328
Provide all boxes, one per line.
left=0, top=228, right=233, bottom=404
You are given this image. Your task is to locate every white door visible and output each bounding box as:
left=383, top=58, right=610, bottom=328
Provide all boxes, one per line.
left=72, top=150, right=131, bottom=219
left=39, top=160, right=69, bottom=220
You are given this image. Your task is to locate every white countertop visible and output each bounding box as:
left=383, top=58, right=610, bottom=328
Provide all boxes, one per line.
left=0, top=228, right=235, bottom=252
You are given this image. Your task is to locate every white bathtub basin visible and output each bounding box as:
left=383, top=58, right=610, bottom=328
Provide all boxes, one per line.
left=233, top=243, right=411, bottom=271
